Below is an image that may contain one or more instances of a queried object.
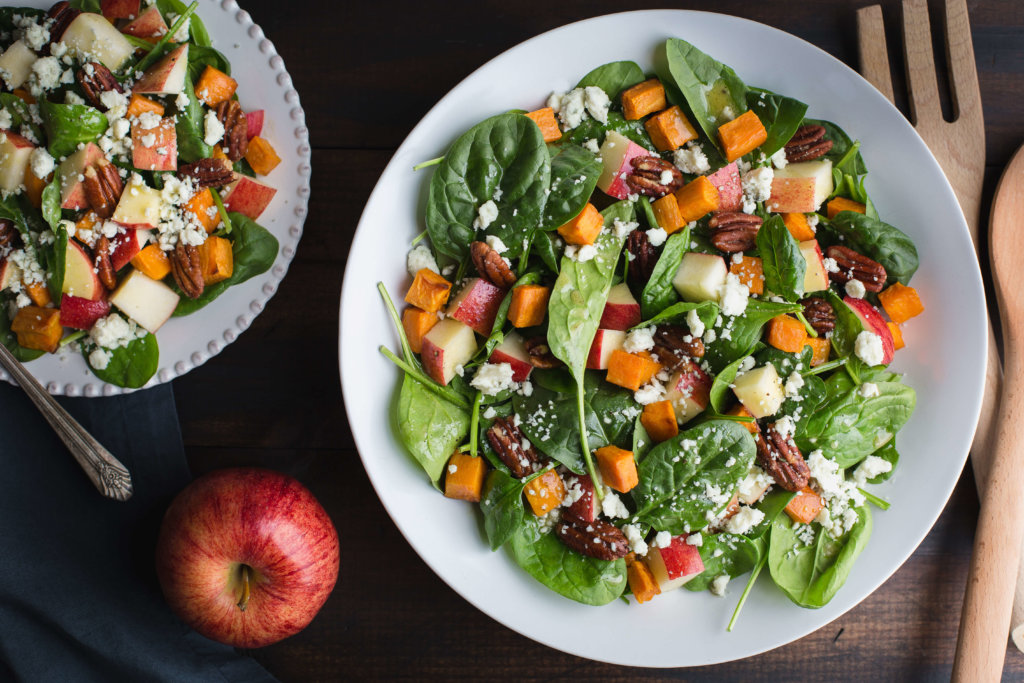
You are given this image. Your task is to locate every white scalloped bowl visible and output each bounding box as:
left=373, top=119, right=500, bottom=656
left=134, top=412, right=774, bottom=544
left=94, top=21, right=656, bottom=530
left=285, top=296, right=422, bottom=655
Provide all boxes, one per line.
left=340, top=10, right=985, bottom=668
left=1, top=0, right=309, bottom=396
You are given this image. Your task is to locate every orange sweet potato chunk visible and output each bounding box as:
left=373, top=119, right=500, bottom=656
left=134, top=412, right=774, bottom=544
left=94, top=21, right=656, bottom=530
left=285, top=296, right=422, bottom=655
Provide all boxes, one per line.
left=878, top=283, right=924, bottom=323
left=184, top=188, right=220, bottom=233
left=557, top=202, right=603, bottom=245
left=127, top=93, right=165, bottom=118
left=785, top=487, right=824, bottom=524
left=595, top=445, right=639, bottom=493
left=194, top=65, right=238, bottom=107
left=444, top=452, right=487, bottom=502
left=131, top=244, right=171, bottom=281
left=525, top=107, right=561, bottom=142
left=718, top=110, right=768, bottom=162
left=621, top=79, right=666, bottom=120
left=888, top=322, right=905, bottom=350
left=627, top=558, right=661, bottom=604
left=644, top=106, right=698, bottom=152
left=726, top=404, right=760, bottom=434
left=652, top=193, right=686, bottom=234
left=405, top=269, right=452, bottom=313
left=11, top=306, right=62, bottom=353
left=767, top=315, right=807, bottom=353
left=24, top=280, right=51, bottom=307
left=782, top=212, right=816, bottom=242
left=523, top=470, right=566, bottom=516
left=403, top=306, right=438, bottom=354
left=826, top=197, right=867, bottom=219
left=641, top=400, right=678, bottom=443
left=730, top=255, right=764, bottom=295
left=606, top=350, right=660, bottom=392
left=508, top=284, right=550, bottom=328
left=804, top=337, right=831, bottom=366
left=199, top=236, right=233, bottom=285
left=674, top=176, right=720, bottom=223
left=245, top=136, right=282, bottom=176
left=23, top=168, right=49, bottom=209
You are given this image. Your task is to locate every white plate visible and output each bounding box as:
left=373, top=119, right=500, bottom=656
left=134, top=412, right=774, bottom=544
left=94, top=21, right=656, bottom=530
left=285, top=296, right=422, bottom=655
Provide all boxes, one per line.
left=1, top=0, right=310, bottom=396
left=339, top=10, right=985, bottom=667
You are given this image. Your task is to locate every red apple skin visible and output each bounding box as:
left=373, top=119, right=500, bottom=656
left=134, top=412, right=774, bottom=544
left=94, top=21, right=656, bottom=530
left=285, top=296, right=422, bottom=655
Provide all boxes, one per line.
left=222, top=176, right=278, bottom=220
left=155, top=468, right=339, bottom=649
left=245, top=110, right=264, bottom=140
left=768, top=177, right=816, bottom=213
left=132, top=119, right=178, bottom=171
left=488, top=344, right=533, bottom=382
left=566, top=474, right=599, bottom=523
left=121, top=6, right=168, bottom=39
left=657, top=536, right=704, bottom=580
left=447, top=278, right=504, bottom=336
left=101, top=0, right=140, bottom=20
left=707, top=162, right=742, bottom=212
left=59, top=294, right=110, bottom=330
left=599, top=285, right=642, bottom=331
left=844, top=296, right=895, bottom=365
left=110, top=229, right=142, bottom=271
left=598, top=137, right=650, bottom=200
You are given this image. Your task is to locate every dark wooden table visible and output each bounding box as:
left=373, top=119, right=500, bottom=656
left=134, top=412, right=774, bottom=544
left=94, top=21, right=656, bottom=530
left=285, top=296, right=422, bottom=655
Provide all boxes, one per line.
left=178, top=0, right=1024, bottom=679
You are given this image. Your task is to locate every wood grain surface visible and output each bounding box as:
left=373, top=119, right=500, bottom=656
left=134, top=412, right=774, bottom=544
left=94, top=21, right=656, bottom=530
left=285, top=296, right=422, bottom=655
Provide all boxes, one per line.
left=177, top=0, right=1024, bottom=679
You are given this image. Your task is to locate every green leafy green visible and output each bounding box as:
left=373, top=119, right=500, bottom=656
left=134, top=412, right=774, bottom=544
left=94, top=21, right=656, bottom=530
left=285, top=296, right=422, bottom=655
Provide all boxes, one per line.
left=562, top=112, right=654, bottom=150
left=864, top=441, right=899, bottom=484
left=156, top=0, right=212, bottom=47
left=804, top=119, right=867, bottom=176
left=746, top=89, right=807, bottom=158
left=575, top=61, right=646, bottom=100
left=756, top=215, right=805, bottom=301
left=541, top=145, right=602, bottom=231
left=187, top=45, right=231, bottom=83
left=174, top=69, right=213, bottom=164
left=82, top=333, right=160, bottom=389
left=827, top=212, right=919, bottom=285
left=68, top=0, right=101, bottom=11
left=397, top=374, right=471, bottom=486
left=640, top=227, right=690, bottom=319
left=38, top=100, right=108, bottom=158
left=685, top=533, right=764, bottom=592
left=0, top=7, right=44, bottom=34
left=746, top=488, right=797, bottom=539
left=46, top=225, right=68, bottom=303
left=480, top=470, right=527, bottom=550
left=703, top=299, right=802, bottom=372
left=636, top=299, right=719, bottom=331
left=0, top=94, right=42, bottom=141
left=708, top=352, right=750, bottom=414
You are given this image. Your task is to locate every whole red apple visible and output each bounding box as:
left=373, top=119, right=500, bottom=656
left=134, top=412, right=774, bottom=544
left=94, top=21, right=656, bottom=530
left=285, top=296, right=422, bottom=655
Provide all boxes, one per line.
left=155, top=468, right=339, bottom=648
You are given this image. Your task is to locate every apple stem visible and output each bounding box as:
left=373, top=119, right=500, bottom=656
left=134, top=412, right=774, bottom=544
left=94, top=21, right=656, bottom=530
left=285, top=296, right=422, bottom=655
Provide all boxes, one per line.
left=237, top=565, right=251, bottom=612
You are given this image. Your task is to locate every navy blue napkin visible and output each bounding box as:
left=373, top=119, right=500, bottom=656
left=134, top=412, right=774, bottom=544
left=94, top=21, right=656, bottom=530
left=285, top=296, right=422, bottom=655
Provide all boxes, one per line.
left=0, top=381, right=276, bottom=683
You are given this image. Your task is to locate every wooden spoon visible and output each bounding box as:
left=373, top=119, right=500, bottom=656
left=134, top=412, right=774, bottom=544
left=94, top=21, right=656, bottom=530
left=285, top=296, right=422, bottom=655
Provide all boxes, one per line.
left=953, top=143, right=1024, bottom=681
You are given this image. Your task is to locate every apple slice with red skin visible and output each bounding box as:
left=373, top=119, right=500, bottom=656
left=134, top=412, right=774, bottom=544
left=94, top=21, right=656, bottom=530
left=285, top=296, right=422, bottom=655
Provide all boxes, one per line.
left=798, top=240, right=828, bottom=293
left=565, top=474, right=600, bottom=523
left=59, top=294, right=111, bottom=330
left=58, top=142, right=104, bottom=210
left=447, top=277, right=504, bottom=336
left=599, top=283, right=642, bottom=330
left=121, top=5, right=168, bottom=40
left=707, top=162, right=742, bottom=212
left=0, top=127, right=35, bottom=193
left=597, top=131, right=650, bottom=200
left=586, top=328, right=626, bottom=370
left=155, top=467, right=339, bottom=649
left=63, top=239, right=104, bottom=301
left=245, top=110, right=264, bottom=140
left=221, top=176, right=278, bottom=220
left=131, top=118, right=178, bottom=171
left=768, top=159, right=834, bottom=213
left=0, top=258, right=22, bottom=290
left=133, top=43, right=189, bottom=96
left=110, top=228, right=149, bottom=271
left=101, top=0, right=140, bottom=20
left=421, top=319, right=477, bottom=386
left=488, top=331, right=533, bottom=382
left=647, top=535, right=705, bottom=592
left=844, top=296, right=895, bottom=365
left=664, top=358, right=711, bottom=425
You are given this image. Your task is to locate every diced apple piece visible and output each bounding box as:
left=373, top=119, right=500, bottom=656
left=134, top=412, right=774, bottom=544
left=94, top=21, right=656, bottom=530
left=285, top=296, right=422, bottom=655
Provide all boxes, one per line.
left=0, top=40, right=36, bottom=89
left=0, top=128, right=34, bottom=193
left=221, top=176, right=277, bottom=220
left=0, top=258, right=22, bottom=290
left=737, top=467, right=772, bottom=506
left=664, top=359, right=711, bottom=425
left=109, top=269, right=180, bottom=333
left=586, top=328, right=626, bottom=370
left=132, top=43, right=188, bottom=96
left=61, top=12, right=135, bottom=70
left=845, top=296, right=896, bottom=365
left=565, top=474, right=600, bottom=523
left=489, top=331, right=533, bottom=382
left=121, top=6, right=168, bottom=41
left=58, top=143, right=104, bottom=210
left=111, top=175, right=162, bottom=228
left=732, top=364, right=784, bottom=419
left=647, top=535, right=705, bottom=592
left=768, top=159, right=833, bottom=213
left=447, top=277, right=504, bottom=336
left=673, top=252, right=727, bottom=303
left=110, top=229, right=144, bottom=271
left=707, top=162, right=742, bottom=212
left=596, top=131, right=650, bottom=200
left=421, top=319, right=477, bottom=386
left=599, top=283, right=642, bottom=330
left=131, top=117, right=178, bottom=171
left=62, top=240, right=104, bottom=301
left=798, top=240, right=828, bottom=294
left=245, top=110, right=264, bottom=140
left=59, top=294, right=111, bottom=330
left=101, top=0, right=141, bottom=20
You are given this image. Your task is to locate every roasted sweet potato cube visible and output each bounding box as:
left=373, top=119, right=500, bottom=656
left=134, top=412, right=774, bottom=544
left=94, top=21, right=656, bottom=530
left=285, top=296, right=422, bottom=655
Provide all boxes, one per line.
left=523, top=470, right=566, bottom=516
left=785, top=487, right=824, bottom=524
left=525, top=107, right=561, bottom=142
left=878, top=283, right=924, bottom=323
left=888, top=322, right=905, bottom=350
left=606, top=350, right=660, bottom=392
left=508, top=284, right=550, bottom=328
left=804, top=337, right=831, bottom=366
left=245, top=136, right=282, bottom=176
left=24, top=280, right=51, bottom=307
left=595, top=445, right=639, bottom=493
left=621, top=79, right=666, bottom=120
left=782, top=212, right=816, bottom=241
left=718, top=110, right=768, bottom=162
left=627, top=558, right=661, bottom=604
left=726, top=404, right=760, bottom=434
left=767, top=315, right=807, bottom=353
left=403, top=306, right=438, bottom=354
left=405, top=268, right=452, bottom=313
left=444, top=452, right=487, bottom=502
left=641, top=400, right=678, bottom=443
left=184, top=188, right=220, bottom=233
left=557, top=202, right=603, bottom=245
left=198, top=235, right=234, bottom=285
left=23, top=167, right=49, bottom=209
left=652, top=193, right=686, bottom=234
left=131, top=245, right=171, bottom=281
left=730, top=255, right=764, bottom=295
left=127, top=93, right=164, bottom=118
left=644, top=106, right=698, bottom=152
left=826, top=197, right=867, bottom=219
left=194, top=65, right=238, bottom=107
left=673, top=176, right=720, bottom=223
left=11, top=306, right=62, bottom=353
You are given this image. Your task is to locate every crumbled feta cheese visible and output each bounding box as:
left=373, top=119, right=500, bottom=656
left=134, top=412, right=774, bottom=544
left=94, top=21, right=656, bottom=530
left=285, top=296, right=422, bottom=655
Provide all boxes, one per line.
left=719, top=273, right=750, bottom=316
left=30, top=56, right=61, bottom=93
left=472, top=199, right=498, bottom=230
left=601, top=491, right=629, bottom=519
left=808, top=449, right=866, bottom=537
left=470, top=362, right=516, bottom=396
left=633, top=379, right=665, bottom=405
left=89, top=313, right=143, bottom=349
left=88, top=348, right=112, bottom=370
left=645, top=227, right=667, bottom=247
left=613, top=218, right=638, bottom=239
left=485, top=235, right=508, bottom=254
left=710, top=574, right=731, bottom=596
left=203, top=109, right=225, bottom=146
left=553, top=88, right=586, bottom=129
left=564, top=244, right=596, bottom=262
left=741, top=166, right=774, bottom=204
left=687, top=309, right=705, bottom=338
left=583, top=86, right=610, bottom=124
left=29, top=147, right=53, bottom=179
left=853, top=454, right=892, bottom=486
left=770, top=148, right=789, bottom=169
left=622, top=524, right=648, bottom=556
left=823, top=257, right=840, bottom=273
left=448, top=464, right=458, bottom=474
left=854, top=331, right=885, bottom=366
left=22, top=22, right=49, bottom=51
left=673, top=143, right=710, bottom=175
left=806, top=214, right=819, bottom=228
left=582, top=138, right=600, bottom=153
left=686, top=532, right=703, bottom=547
left=406, top=243, right=438, bottom=277
left=845, top=279, right=866, bottom=299
left=858, top=382, right=880, bottom=398
left=774, top=415, right=796, bottom=439
left=482, top=406, right=497, bottom=420
left=623, top=326, right=655, bottom=354
left=738, top=466, right=773, bottom=503
left=136, top=111, right=162, bottom=130
left=723, top=506, right=764, bottom=535
left=784, top=371, right=804, bottom=398
left=653, top=531, right=672, bottom=548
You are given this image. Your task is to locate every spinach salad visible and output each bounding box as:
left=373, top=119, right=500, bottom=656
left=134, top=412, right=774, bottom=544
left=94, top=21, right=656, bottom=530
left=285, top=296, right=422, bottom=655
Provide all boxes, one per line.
left=379, top=39, right=923, bottom=622
left=0, top=1, right=280, bottom=388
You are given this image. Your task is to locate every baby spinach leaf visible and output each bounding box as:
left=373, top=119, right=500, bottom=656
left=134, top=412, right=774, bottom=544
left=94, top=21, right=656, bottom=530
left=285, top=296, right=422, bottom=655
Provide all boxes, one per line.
left=156, top=0, right=212, bottom=47
left=633, top=416, right=653, bottom=463
left=640, top=227, right=690, bottom=319
left=746, top=488, right=797, bottom=539
left=703, top=299, right=802, bottom=373
left=172, top=213, right=278, bottom=316
left=396, top=375, right=471, bottom=486
left=0, top=7, right=44, bottom=33
left=827, top=212, right=919, bottom=285
left=804, top=118, right=867, bottom=176
left=534, top=231, right=561, bottom=273
left=708, top=352, right=750, bottom=414
left=508, top=517, right=627, bottom=606
left=541, top=145, right=602, bottom=231
left=46, top=225, right=68, bottom=302
left=480, top=469, right=527, bottom=550
left=755, top=344, right=812, bottom=377
left=0, top=305, right=44, bottom=362
left=685, top=533, right=764, bottom=592
left=0, top=93, right=42, bottom=141
left=658, top=38, right=748, bottom=148
left=822, top=290, right=863, bottom=362
left=865, top=441, right=899, bottom=483
left=575, top=60, right=646, bottom=100
left=38, top=100, right=107, bottom=158
left=187, top=45, right=231, bottom=83
left=755, top=215, right=805, bottom=302
left=426, top=112, right=550, bottom=260
left=631, top=420, right=757, bottom=535
left=82, top=334, right=160, bottom=388
left=68, top=0, right=101, bottom=11
left=174, top=69, right=213, bottom=164
left=562, top=112, right=654, bottom=150
left=746, top=89, right=807, bottom=158
left=636, top=299, right=719, bottom=331
left=768, top=505, right=872, bottom=608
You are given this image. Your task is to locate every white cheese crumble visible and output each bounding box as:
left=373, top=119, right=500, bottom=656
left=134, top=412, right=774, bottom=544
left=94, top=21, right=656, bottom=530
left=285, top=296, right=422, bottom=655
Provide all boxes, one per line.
left=673, top=143, right=710, bottom=175
left=719, top=273, right=750, bottom=316
left=583, top=86, right=610, bottom=124
left=854, top=330, right=885, bottom=366
left=741, top=166, right=774, bottom=204
left=564, top=244, right=596, bottom=262
left=633, top=378, right=665, bottom=405
left=710, top=574, right=731, bottom=596
left=808, top=449, right=866, bottom=537
left=858, top=382, right=880, bottom=398
left=613, top=218, right=638, bottom=239
left=823, top=257, right=840, bottom=273
left=203, top=109, right=225, bottom=146
left=738, top=466, right=773, bottom=503
left=723, top=506, right=764, bottom=535
left=686, top=532, right=703, bottom=547
left=770, top=148, right=789, bottom=169
left=686, top=309, right=705, bottom=338
left=601, top=491, right=630, bottom=519
left=623, top=326, right=655, bottom=354
left=88, top=348, right=112, bottom=370
left=485, top=235, right=508, bottom=254
left=774, top=415, right=796, bottom=439
left=472, top=199, right=498, bottom=230
left=406, top=243, right=438, bottom=277
left=845, top=279, right=866, bottom=299
left=470, top=362, right=516, bottom=396
left=89, top=313, right=143, bottom=349
left=653, top=530, right=672, bottom=548
left=582, top=138, right=600, bottom=153
left=29, top=147, right=53, bottom=179
left=853, top=454, right=892, bottom=486
left=784, top=371, right=804, bottom=398
left=645, top=227, right=667, bottom=247
left=622, top=524, right=648, bottom=556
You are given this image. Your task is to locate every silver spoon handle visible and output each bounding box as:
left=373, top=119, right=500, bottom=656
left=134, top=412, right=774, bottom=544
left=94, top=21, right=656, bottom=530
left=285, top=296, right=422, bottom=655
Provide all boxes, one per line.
left=0, top=342, right=133, bottom=501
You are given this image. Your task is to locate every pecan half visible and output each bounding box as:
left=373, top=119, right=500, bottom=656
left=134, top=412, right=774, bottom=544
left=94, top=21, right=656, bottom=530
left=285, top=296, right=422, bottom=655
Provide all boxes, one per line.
left=215, top=100, right=248, bottom=162
left=625, top=229, right=657, bottom=288
left=785, top=125, right=834, bottom=163
left=82, top=159, right=124, bottom=219
left=800, top=296, right=836, bottom=335
left=756, top=425, right=810, bottom=492
left=46, top=2, right=81, bottom=45
left=0, top=219, right=19, bottom=257
left=470, top=240, right=516, bottom=289
left=825, top=245, right=887, bottom=292
left=93, top=236, right=116, bottom=290
left=625, top=155, right=684, bottom=197
left=486, top=416, right=542, bottom=479
left=171, top=243, right=204, bottom=299
left=653, top=326, right=705, bottom=371
left=77, top=62, right=123, bottom=110
left=708, top=212, right=762, bottom=253
left=523, top=337, right=563, bottom=369
left=556, top=511, right=630, bottom=561
left=178, top=158, right=235, bottom=189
